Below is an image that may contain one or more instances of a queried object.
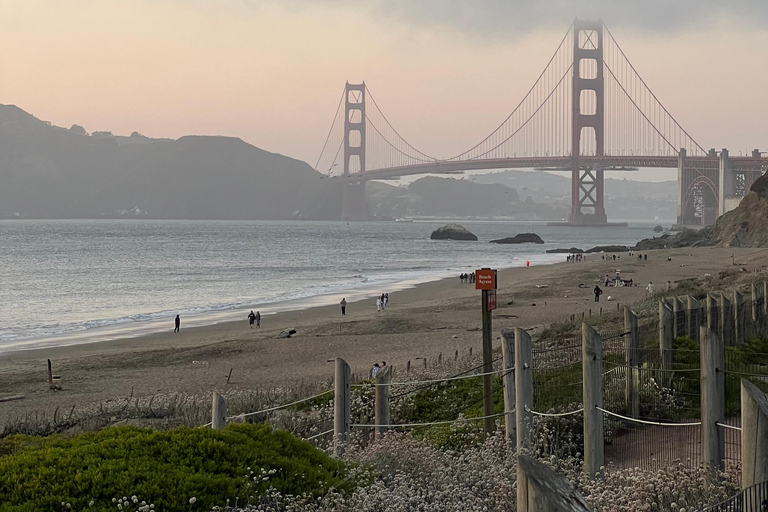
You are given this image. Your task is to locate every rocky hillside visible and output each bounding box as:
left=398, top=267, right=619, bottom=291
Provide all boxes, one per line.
left=710, top=172, right=768, bottom=247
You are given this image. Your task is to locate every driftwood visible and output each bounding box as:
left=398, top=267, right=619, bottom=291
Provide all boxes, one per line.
left=0, top=395, right=25, bottom=403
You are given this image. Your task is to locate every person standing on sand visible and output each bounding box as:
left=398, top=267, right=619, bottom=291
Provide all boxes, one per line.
left=646, top=282, right=655, bottom=296
left=371, top=363, right=380, bottom=378
left=376, top=296, right=382, bottom=312
left=174, top=314, right=180, bottom=333
left=594, top=285, right=603, bottom=302
left=384, top=293, right=389, bottom=308
left=255, top=311, right=261, bottom=328
left=248, top=311, right=256, bottom=328
left=340, top=298, right=347, bottom=316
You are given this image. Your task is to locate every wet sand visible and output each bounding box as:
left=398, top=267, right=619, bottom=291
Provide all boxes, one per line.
left=2, top=246, right=766, bottom=424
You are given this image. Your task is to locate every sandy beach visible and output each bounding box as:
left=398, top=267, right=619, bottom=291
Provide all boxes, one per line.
left=2, top=246, right=767, bottom=425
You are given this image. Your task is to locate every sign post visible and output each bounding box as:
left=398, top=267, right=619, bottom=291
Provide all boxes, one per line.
left=476, top=268, right=497, bottom=434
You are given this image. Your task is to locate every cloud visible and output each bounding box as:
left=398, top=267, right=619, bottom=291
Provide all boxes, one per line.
left=305, top=0, right=768, bottom=38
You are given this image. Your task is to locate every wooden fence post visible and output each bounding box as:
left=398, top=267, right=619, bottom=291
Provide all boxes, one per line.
left=734, top=290, right=745, bottom=345
left=659, top=301, right=674, bottom=371
left=672, top=296, right=684, bottom=338
left=687, top=296, right=700, bottom=342
left=583, top=323, right=604, bottom=478
left=752, top=283, right=763, bottom=323
left=501, top=328, right=516, bottom=445
left=515, top=328, right=533, bottom=453
left=374, top=366, right=391, bottom=439
left=624, top=307, right=639, bottom=418
left=212, top=391, right=227, bottom=430
left=700, top=326, right=725, bottom=472
left=718, top=293, right=733, bottom=346
left=707, top=294, right=719, bottom=333
left=741, top=379, right=768, bottom=489
left=517, top=455, right=594, bottom=512
left=334, top=357, right=351, bottom=457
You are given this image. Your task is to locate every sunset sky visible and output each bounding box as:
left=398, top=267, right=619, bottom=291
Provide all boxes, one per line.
left=1, top=1, right=766, bottom=180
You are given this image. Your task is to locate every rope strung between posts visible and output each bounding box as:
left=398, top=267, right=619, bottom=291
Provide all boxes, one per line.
left=600, top=359, right=701, bottom=372
left=200, top=421, right=212, bottom=428
left=716, top=422, right=743, bottom=432
left=304, top=428, right=334, bottom=441
left=352, top=367, right=510, bottom=387
left=352, top=411, right=512, bottom=429
left=719, top=369, right=768, bottom=379
left=596, top=406, right=702, bottom=426
left=525, top=406, right=584, bottom=417
left=226, top=389, right=333, bottom=421
left=388, top=356, right=503, bottom=401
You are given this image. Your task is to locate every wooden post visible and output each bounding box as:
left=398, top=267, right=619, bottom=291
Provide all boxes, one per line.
left=47, top=359, right=54, bottom=390
left=211, top=391, right=227, bottom=430
left=659, top=301, right=673, bottom=371
left=741, top=379, right=768, bottom=489
left=406, top=360, right=411, bottom=374
left=334, top=357, right=351, bottom=456
left=700, top=326, right=725, bottom=472
left=455, top=349, right=459, bottom=361
left=672, top=296, right=684, bottom=338
left=687, top=296, right=700, bottom=342
left=481, top=288, right=494, bottom=434
left=501, top=328, right=516, bottom=445
left=706, top=294, right=719, bottom=333
left=515, top=328, right=533, bottom=453
left=764, top=281, right=768, bottom=318
left=624, top=307, right=639, bottom=418
left=752, top=283, right=763, bottom=323
left=516, top=455, right=594, bottom=512
left=734, top=290, right=745, bottom=345
left=719, top=293, right=733, bottom=346
left=374, top=366, right=391, bottom=439
left=583, top=323, right=604, bottom=478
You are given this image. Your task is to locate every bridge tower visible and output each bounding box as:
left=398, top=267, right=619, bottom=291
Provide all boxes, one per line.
left=569, top=18, right=607, bottom=225
left=341, top=82, right=372, bottom=221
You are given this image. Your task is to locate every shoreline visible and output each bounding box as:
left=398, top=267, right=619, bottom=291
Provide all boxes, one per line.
left=3, top=246, right=764, bottom=425
left=0, top=252, right=563, bottom=354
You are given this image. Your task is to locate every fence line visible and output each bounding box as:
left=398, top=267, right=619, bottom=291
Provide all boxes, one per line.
left=226, top=389, right=333, bottom=421
left=525, top=406, right=583, bottom=418
left=352, top=411, right=510, bottom=429
left=597, top=406, right=702, bottom=427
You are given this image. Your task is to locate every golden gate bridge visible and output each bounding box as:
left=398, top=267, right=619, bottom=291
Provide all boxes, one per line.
left=314, top=19, right=767, bottom=225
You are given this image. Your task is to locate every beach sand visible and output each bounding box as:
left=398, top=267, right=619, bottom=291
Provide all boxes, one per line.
left=2, top=246, right=767, bottom=424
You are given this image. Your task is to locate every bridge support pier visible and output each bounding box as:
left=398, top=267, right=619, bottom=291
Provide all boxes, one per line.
left=340, top=181, right=372, bottom=221
left=718, top=149, right=733, bottom=217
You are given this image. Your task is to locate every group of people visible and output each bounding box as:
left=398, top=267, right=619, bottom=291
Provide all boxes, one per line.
left=459, top=272, right=475, bottom=284
left=371, top=361, right=387, bottom=378
left=567, top=254, right=585, bottom=263
left=603, top=273, right=634, bottom=288
left=376, top=293, right=389, bottom=312
left=247, top=310, right=261, bottom=328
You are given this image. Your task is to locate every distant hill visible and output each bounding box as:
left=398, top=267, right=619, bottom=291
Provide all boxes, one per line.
left=0, top=105, right=341, bottom=220
left=471, top=170, right=677, bottom=221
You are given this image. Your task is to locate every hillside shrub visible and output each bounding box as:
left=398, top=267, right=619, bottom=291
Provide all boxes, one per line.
left=0, top=424, right=346, bottom=512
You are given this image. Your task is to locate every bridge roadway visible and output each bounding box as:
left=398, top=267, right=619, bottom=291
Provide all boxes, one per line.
left=338, top=155, right=767, bottom=181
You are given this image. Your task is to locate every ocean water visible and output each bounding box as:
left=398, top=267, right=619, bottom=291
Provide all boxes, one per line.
left=0, top=219, right=659, bottom=352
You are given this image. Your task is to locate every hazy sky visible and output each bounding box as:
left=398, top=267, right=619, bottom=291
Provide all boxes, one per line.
left=1, top=1, right=766, bottom=181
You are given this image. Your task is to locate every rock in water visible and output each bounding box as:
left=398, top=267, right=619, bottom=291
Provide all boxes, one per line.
left=653, top=225, right=664, bottom=233
left=546, top=247, right=583, bottom=254
left=489, top=233, right=544, bottom=244
left=430, top=224, right=478, bottom=241
left=584, top=245, right=628, bottom=253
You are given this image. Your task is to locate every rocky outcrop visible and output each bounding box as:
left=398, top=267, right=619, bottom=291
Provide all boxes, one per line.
left=710, top=173, right=768, bottom=247
left=430, top=224, right=478, bottom=241
left=585, top=245, right=628, bottom=253
left=653, top=225, right=664, bottom=233
left=546, top=247, right=583, bottom=254
left=489, top=233, right=544, bottom=244
left=634, top=227, right=713, bottom=250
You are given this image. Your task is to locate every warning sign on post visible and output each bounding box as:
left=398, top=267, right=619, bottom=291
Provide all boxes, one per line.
left=475, top=269, right=497, bottom=290
left=487, top=290, right=497, bottom=311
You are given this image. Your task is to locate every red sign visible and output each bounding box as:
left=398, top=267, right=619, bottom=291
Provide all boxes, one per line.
left=487, top=290, right=497, bottom=311
left=475, top=269, right=497, bottom=290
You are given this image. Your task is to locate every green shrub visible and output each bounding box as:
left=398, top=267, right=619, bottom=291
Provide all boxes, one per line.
left=0, top=424, right=346, bottom=512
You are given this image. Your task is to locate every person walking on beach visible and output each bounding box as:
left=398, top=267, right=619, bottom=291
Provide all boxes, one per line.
left=255, top=311, right=261, bottom=328
left=248, top=311, right=256, bottom=328
left=594, top=285, right=603, bottom=302
left=376, top=296, right=382, bottom=312
left=384, top=293, right=389, bottom=308
left=174, top=314, right=180, bottom=333
left=646, top=281, right=655, bottom=296
left=340, top=298, right=347, bottom=316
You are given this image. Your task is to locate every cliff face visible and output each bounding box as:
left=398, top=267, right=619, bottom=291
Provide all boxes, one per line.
left=710, top=173, right=768, bottom=247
